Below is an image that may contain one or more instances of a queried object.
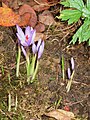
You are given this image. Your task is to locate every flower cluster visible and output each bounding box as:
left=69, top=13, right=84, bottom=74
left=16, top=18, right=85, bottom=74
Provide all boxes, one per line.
left=16, top=25, right=44, bottom=59
left=16, top=25, right=44, bottom=83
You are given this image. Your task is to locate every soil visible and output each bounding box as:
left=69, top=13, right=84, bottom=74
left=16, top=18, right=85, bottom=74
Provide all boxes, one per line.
left=0, top=2, right=90, bottom=120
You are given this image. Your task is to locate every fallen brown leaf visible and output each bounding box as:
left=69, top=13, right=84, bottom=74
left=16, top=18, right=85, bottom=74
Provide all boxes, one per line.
left=44, top=109, right=75, bottom=120
left=39, top=10, right=56, bottom=25
left=19, top=4, right=37, bottom=27
left=2, top=0, right=10, bottom=6
left=35, top=23, right=45, bottom=32
left=2, top=2, right=8, bottom=7
left=0, top=7, right=20, bottom=26
left=18, top=13, right=31, bottom=26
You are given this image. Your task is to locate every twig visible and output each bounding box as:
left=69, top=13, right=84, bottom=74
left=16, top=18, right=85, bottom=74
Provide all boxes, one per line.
left=65, top=99, right=85, bottom=106
left=34, top=0, right=49, bottom=5
left=34, top=0, right=58, bottom=6
left=60, top=32, right=69, bottom=42
left=65, top=94, right=89, bottom=106
left=10, top=61, right=26, bottom=70
left=73, top=80, right=89, bottom=86
left=62, top=23, right=76, bottom=31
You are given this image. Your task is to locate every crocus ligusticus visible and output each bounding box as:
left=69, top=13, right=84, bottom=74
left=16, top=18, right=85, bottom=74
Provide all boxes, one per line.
left=16, top=25, right=36, bottom=47
left=71, top=57, right=74, bottom=70
left=68, top=67, right=71, bottom=79
left=32, top=39, right=44, bottom=59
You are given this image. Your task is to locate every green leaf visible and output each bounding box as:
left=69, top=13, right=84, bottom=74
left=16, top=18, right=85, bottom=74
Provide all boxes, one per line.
left=60, top=0, right=70, bottom=7
left=59, top=9, right=82, bottom=24
left=59, top=0, right=90, bottom=45
left=70, top=18, right=90, bottom=45
left=69, top=0, right=84, bottom=11
left=87, top=0, right=90, bottom=10
left=88, top=39, right=90, bottom=45
left=82, top=7, right=90, bottom=18
left=61, top=0, right=85, bottom=11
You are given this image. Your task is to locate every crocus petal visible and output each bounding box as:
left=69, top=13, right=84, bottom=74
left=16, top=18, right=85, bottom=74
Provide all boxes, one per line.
left=25, top=26, right=31, bottom=38
left=41, top=40, right=45, bottom=50
left=31, top=30, right=36, bottom=44
left=16, top=25, right=25, bottom=41
left=37, top=39, right=42, bottom=51
left=25, top=26, right=35, bottom=45
left=32, top=43, right=37, bottom=54
left=68, top=68, right=71, bottom=79
left=16, top=25, right=29, bottom=47
left=31, top=27, right=33, bottom=31
left=21, top=41, right=28, bottom=46
left=71, top=57, right=74, bottom=70
left=16, top=32, right=25, bottom=43
left=26, top=30, right=36, bottom=46
left=21, top=46, right=27, bottom=57
left=16, top=33, right=28, bottom=46
left=27, top=30, right=36, bottom=45
left=38, top=41, right=44, bottom=59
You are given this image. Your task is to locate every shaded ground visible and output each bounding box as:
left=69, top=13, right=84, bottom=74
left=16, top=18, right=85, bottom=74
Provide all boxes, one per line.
left=0, top=3, right=90, bottom=119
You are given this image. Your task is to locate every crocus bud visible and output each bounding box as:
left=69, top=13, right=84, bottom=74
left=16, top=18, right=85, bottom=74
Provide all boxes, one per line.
left=38, top=40, right=44, bottom=59
left=32, top=39, right=44, bottom=59
left=32, top=43, right=37, bottom=54
left=68, top=68, right=71, bottom=79
left=71, top=57, right=74, bottom=70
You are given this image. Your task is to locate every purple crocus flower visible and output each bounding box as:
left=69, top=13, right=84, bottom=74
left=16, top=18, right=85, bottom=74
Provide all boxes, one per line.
left=68, top=68, right=71, bottom=79
left=32, top=39, right=44, bottom=59
left=16, top=25, right=36, bottom=46
left=71, top=57, right=74, bottom=70
left=16, top=25, right=36, bottom=56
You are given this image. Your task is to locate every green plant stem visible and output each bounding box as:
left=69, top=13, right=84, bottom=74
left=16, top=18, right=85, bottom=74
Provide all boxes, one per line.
left=1, top=65, right=4, bottom=75
left=66, top=70, right=75, bottom=92
left=31, top=60, right=39, bottom=83
left=30, top=54, right=36, bottom=76
left=26, top=55, right=30, bottom=84
left=16, top=45, right=21, bottom=77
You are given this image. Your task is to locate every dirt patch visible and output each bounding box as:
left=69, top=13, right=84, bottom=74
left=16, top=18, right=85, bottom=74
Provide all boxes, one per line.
left=0, top=20, right=90, bottom=120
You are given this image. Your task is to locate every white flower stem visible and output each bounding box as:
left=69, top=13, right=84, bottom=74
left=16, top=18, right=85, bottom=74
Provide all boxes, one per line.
left=16, top=45, right=21, bottom=77
left=66, top=70, right=75, bottom=92
left=8, top=92, right=11, bottom=112
left=15, top=94, right=17, bottom=111
left=62, top=55, right=65, bottom=81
